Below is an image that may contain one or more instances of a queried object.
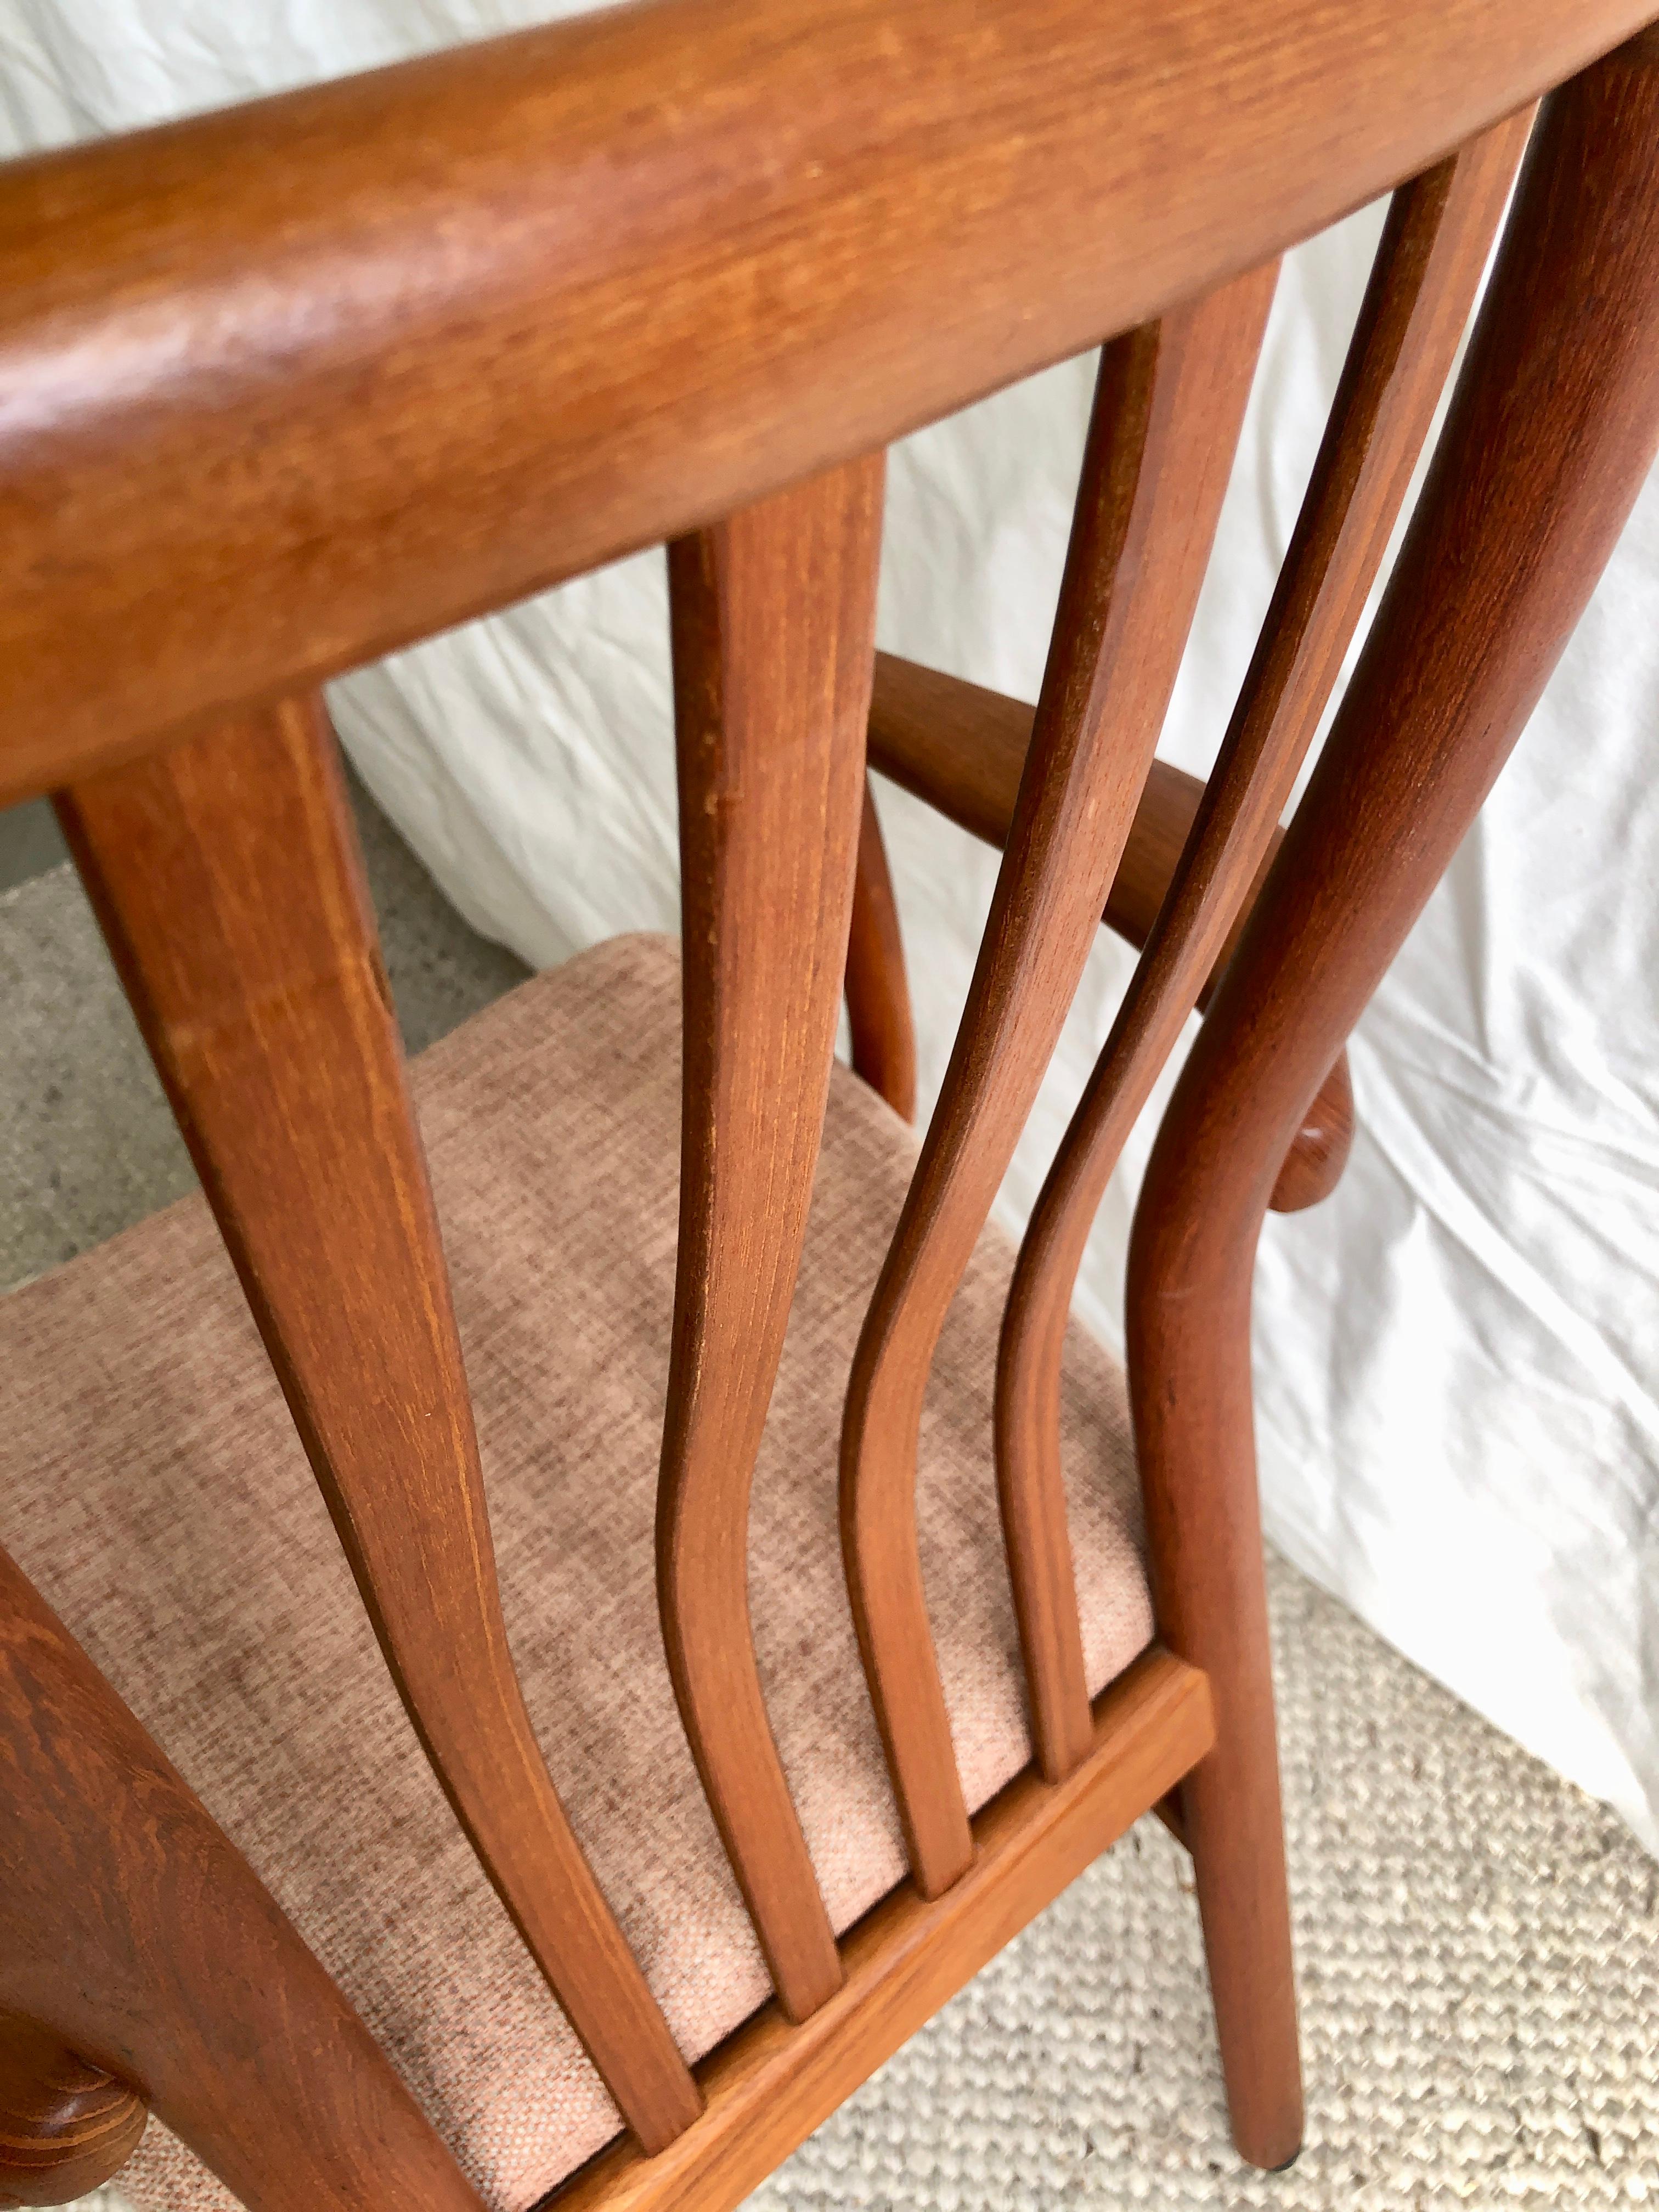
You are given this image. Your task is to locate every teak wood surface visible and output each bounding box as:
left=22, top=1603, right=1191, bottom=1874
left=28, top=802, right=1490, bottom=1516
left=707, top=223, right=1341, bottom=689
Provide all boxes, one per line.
left=0, top=2018, right=145, bottom=2208
left=0, top=1547, right=486, bottom=2211
left=842, top=266, right=1276, bottom=1901
left=556, top=1651, right=1212, bottom=2212
left=4, top=7, right=1659, bottom=2211
left=995, top=108, right=1535, bottom=1788
left=660, top=457, right=884, bottom=2024
left=1128, top=29, right=1659, bottom=2170
left=0, top=0, right=1651, bottom=801
left=55, top=703, right=700, bottom=2153
left=865, top=652, right=1355, bottom=1211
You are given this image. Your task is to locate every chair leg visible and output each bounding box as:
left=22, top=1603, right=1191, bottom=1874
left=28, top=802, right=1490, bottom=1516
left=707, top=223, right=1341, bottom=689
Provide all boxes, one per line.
left=1128, top=1260, right=1301, bottom=2169
left=1128, top=30, right=1659, bottom=2172
left=0, top=1545, right=482, bottom=2212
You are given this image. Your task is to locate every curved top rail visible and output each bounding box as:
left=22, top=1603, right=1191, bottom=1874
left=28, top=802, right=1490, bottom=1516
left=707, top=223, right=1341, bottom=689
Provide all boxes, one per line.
left=0, top=0, right=1644, bottom=800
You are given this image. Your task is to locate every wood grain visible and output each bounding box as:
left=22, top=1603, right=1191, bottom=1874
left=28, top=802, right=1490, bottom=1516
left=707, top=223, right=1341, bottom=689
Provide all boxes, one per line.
left=2, top=0, right=1648, bottom=800
left=841, top=267, right=1277, bottom=1895
left=557, top=1650, right=1212, bottom=2212
left=0, top=2016, right=146, bottom=2208
left=866, top=652, right=1354, bottom=1208
left=0, top=1545, right=484, bottom=2212
left=996, top=110, right=1533, bottom=1786
left=55, top=699, right=701, bottom=2154
left=1128, top=31, right=1659, bottom=2170
left=844, top=778, right=917, bottom=1121
left=661, top=457, right=884, bottom=2025
left=7, top=9, right=1651, bottom=2198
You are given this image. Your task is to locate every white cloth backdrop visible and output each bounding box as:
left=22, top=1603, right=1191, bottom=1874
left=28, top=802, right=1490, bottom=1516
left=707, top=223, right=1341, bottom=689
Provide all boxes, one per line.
left=7, top=2, right=1658, bottom=1854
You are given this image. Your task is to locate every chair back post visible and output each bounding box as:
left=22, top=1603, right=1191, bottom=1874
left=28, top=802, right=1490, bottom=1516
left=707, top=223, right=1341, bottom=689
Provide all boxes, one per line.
left=1126, top=25, right=1659, bottom=2169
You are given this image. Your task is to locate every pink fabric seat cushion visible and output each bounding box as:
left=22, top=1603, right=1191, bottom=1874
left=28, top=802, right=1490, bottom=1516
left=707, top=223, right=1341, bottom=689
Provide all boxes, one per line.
left=0, top=932, right=1152, bottom=2211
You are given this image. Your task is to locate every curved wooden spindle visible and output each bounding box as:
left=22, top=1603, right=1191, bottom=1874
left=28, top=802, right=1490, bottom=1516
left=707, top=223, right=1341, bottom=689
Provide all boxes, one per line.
left=865, top=652, right=1355, bottom=1207
left=1130, top=35, right=1659, bottom=2170
left=996, top=109, right=1534, bottom=1785
left=0, top=2016, right=146, bottom=2208
left=844, top=777, right=917, bottom=1121
left=840, top=263, right=1278, bottom=1898
left=55, top=701, right=701, bottom=2153
left=659, top=456, right=884, bottom=2023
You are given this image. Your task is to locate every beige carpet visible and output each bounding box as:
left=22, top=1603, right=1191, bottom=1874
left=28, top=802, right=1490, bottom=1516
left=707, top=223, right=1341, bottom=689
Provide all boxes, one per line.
left=6, top=785, right=1652, bottom=2211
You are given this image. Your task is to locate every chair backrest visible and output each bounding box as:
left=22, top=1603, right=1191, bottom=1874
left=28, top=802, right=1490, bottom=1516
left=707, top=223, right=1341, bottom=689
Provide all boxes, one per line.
left=3, top=5, right=1659, bottom=2209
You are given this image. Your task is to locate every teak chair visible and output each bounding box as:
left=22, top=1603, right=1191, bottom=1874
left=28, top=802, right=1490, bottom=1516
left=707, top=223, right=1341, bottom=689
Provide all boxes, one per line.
left=3, top=4, right=1658, bottom=2207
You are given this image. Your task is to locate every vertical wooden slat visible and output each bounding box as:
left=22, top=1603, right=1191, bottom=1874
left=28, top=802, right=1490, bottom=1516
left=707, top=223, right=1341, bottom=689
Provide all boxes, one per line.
left=0, top=1545, right=486, bottom=2212
left=996, top=108, right=1534, bottom=1786
left=844, top=777, right=917, bottom=1122
left=839, top=264, right=1278, bottom=1898
left=862, top=656, right=1358, bottom=1209
left=660, top=455, right=885, bottom=2024
left=54, top=701, right=701, bottom=2153
left=1130, top=32, right=1659, bottom=2169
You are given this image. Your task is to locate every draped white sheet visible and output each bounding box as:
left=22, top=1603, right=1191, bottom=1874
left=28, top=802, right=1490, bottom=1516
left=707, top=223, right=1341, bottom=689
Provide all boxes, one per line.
left=6, top=1, right=1657, bottom=1853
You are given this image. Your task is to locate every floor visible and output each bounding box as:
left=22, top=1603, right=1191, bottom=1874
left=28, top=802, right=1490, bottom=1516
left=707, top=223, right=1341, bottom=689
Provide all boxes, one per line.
left=0, top=794, right=65, bottom=891
left=5, top=787, right=1653, bottom=2210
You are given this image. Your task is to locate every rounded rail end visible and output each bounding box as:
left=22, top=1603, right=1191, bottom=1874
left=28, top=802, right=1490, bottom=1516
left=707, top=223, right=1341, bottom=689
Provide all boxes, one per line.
left=1267, top=1052, right=1354, bottom=1212
left=0, top=2017, right=148, bottom=2208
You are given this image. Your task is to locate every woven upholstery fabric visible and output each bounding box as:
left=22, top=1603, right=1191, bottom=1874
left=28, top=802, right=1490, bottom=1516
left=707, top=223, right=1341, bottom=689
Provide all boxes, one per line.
left=0, top=933, right=1151, bottom=2212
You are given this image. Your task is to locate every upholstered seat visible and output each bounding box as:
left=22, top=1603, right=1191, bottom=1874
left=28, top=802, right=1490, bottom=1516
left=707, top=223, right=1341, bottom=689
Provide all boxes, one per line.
left=0, top=933, right=1151, bottom=2212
